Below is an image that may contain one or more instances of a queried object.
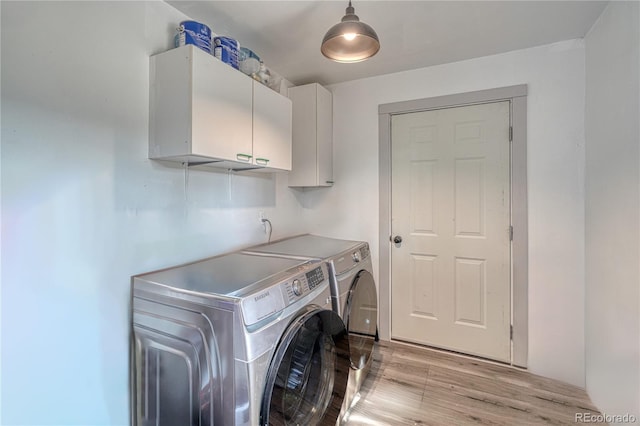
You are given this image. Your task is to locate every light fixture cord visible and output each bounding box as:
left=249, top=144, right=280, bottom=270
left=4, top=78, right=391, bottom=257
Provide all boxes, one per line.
left=345, top=1, right=355, bottom=17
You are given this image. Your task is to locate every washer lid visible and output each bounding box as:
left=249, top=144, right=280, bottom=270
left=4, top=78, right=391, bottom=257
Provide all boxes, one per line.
left=248, top=234, right=361, bottom=259
left=135, top=253, right=311, bottom=297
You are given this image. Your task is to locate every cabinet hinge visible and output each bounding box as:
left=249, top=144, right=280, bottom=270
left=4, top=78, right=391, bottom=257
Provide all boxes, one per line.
left=510, top=324, right=514, bottom=340
left=509, top=126, right=513, bottom=142
left=509, top=225, right=514, bottom=241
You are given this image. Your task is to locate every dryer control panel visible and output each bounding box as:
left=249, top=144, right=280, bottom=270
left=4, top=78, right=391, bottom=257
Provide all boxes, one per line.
left=360, top=244, right=370, bottom=259
left=332, top=243, right=370, bottom=276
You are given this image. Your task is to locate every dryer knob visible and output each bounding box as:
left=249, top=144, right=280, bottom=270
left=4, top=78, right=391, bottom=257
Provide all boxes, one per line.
left=352, top=251, right=361, bottom=263
left=292, top=279, right=303, bottom=296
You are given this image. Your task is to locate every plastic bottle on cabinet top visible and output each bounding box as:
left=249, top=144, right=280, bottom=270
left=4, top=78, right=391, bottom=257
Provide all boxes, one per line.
left=174, top=20, right=212, bottom=54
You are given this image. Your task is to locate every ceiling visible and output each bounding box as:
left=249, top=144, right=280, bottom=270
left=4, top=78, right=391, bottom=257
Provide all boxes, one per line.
left=167, top=1, right=608, bottom=86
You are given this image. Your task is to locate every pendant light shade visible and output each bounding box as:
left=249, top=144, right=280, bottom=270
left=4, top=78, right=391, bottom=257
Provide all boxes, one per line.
left=321, top=1, right=380, bottom=63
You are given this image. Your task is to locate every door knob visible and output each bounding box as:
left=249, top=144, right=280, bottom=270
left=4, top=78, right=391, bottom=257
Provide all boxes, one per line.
left=393, top=235, right=403, bottom=244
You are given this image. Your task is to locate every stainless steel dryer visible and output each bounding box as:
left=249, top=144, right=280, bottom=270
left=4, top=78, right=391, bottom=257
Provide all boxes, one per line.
left=131, top=252, right=350, bottom=426
left=242, top=235, right=378, bottom=420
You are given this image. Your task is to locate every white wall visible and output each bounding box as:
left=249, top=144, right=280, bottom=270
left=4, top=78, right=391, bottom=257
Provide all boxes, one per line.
left=304, top=40, right=587, bottom=387
left=585, top=1, right=640, bottom=423
left=0, top=2, right=308, bottom=424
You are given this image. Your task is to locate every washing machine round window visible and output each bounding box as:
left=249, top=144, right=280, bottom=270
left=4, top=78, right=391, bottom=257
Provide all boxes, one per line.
left=344, top=270, right=378, bottom=370
left=261, top=307, right=350, bottom=426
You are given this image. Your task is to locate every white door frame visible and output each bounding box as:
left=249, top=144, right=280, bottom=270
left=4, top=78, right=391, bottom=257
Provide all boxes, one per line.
left=378, top=85, right=528, bottom=367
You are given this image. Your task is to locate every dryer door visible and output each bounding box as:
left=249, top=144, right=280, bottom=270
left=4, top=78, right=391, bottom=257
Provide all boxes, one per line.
left=260, top=307, right=350, bottom=426
left=344, top=270, right=378, bottom=369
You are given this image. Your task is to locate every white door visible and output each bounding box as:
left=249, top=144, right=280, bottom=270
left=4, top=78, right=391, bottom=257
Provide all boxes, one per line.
left=391, top=101, right=511, bottom=362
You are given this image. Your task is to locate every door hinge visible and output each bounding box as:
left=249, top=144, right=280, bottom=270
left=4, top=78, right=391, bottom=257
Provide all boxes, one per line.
left=510, top=324, right=513, bottom=340
left=509, top=225, right=514, bottom=241
left=509, top=126, right=513, bottom=142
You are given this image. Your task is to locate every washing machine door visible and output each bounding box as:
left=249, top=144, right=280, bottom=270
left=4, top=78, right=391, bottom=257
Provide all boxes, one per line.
left=344, top=270, right=378, bottom=369
left=260, top=307, right=350, bottom=426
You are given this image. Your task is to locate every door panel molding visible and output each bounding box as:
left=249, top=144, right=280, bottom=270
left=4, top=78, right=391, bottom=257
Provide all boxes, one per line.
left=378, top=85, right=528, bottom=367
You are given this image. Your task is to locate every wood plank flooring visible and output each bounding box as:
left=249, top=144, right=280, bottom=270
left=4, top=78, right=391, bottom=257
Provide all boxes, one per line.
left=343, top=341, right=605, bottom=425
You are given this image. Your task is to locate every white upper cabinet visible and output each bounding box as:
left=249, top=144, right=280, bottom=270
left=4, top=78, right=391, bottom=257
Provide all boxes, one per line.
left=149, top=45, right=291, bottom=171
left=287, top=83, right=333, bottom=187
left=253, top=80, right=292, bottom=171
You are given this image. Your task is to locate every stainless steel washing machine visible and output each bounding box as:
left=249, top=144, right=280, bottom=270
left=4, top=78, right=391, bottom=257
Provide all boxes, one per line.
left=131, top=252, right=350, bottom=426
left=242, top=235, right=378, bottom=421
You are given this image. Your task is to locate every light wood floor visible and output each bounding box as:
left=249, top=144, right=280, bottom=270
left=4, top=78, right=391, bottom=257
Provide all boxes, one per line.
left=344, top=341, right=605, bottom=425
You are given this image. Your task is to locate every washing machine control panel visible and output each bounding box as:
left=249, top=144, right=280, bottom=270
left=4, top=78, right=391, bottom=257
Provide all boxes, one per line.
left=283, top=265, right=326, bottom=304
left=305, top=266, right=325, bottom=290
left=291, top=279, right=303, bottom=296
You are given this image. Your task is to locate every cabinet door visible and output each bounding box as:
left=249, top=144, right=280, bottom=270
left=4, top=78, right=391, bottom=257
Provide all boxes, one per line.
left=288, top=84, right=318, bottom=186
left=253, top=82, right=292, bottom=171
left=191, top=49, right=253, bottom=163
left=287, top=83, right=333, bottom=187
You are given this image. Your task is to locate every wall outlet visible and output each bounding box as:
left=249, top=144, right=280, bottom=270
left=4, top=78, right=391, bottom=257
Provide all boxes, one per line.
left=258, top=211, right=265, bottom=222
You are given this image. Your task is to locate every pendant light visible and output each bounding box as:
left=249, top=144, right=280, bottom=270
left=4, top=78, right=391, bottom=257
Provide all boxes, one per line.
left=321, top=1, right=380, bottom=63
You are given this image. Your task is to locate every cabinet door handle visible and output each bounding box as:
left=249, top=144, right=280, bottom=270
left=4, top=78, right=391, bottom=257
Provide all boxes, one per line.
left=236, top=153, right=252, bottom=162
left=255, top=158, right=270, bottom=165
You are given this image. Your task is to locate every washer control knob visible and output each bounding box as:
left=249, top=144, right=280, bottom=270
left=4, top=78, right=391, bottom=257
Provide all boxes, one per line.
left=352, top=251, right=361, bottom=263
left=292, top=279, right=303, bottom=296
